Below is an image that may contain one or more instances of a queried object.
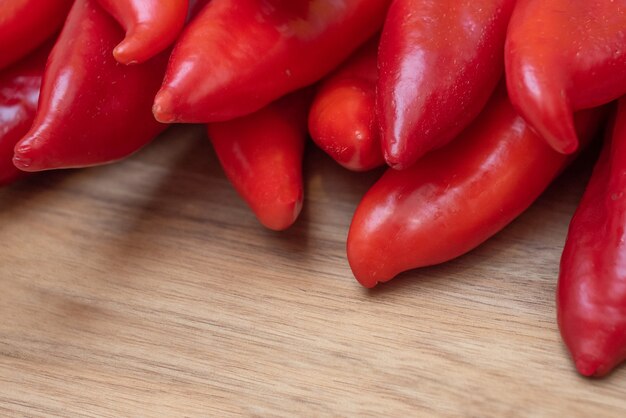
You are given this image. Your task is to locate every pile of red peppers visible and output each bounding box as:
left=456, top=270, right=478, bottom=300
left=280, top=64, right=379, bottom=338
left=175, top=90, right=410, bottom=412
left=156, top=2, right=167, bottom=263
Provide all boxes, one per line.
left=1, top=0, right=626, bottom=378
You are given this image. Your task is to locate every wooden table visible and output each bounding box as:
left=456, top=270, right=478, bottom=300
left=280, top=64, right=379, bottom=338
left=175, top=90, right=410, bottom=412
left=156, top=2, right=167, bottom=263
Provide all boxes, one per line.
left=1, top=126, right=624, bottom=417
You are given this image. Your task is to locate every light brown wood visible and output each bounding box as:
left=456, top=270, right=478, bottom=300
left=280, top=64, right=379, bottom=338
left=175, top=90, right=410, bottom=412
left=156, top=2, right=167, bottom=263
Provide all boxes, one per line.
left=0, top=126, right=624, bottom=417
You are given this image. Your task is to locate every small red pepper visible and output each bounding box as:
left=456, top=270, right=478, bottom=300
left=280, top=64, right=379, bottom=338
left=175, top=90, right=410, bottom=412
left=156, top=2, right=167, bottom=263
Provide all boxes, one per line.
left=377, top=0, right=516, bottom=169
left=13, top=0, right=168, bottom=172
left=506, top=0, right=626, bottom=154
left=0, top=43, right=50, bottom=186
left=153, top=0, right=391, bottom=123
left=206, top=91, right=312, bottom=231
left=558, top=99, right=626, bottom=378
left=308, top=37, right=384, bottom=172
left=0, top=0, right=72, bottom=70
left=96, top=0, right=188, bottom=65
left=347, top=87, right=604, bottom=288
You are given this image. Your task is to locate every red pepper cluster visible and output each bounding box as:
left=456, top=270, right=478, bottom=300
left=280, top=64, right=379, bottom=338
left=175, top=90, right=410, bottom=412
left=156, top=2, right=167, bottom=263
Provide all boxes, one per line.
left=1, top=0, right=626, bottom=378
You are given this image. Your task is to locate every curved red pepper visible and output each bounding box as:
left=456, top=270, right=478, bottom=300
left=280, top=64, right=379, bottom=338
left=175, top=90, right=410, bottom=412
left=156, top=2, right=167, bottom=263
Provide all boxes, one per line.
left=506, top=0, right=626, bottom=154
left=0, top=0, right=72, bottom=70
left=377, top=0, right=515, bottom=170
left=0, top=43, right=51, bottom=186
left=347, top=87, right=604, bottom=288
left=153, top=0, right=390, bottom=123
left=308, top=37, right=384, bottom=172
left=13, top=0, right=167, bottom=172
left=206, top=91, right=311, bottom=231
left=97, top=0, right=188, bottom=65
left=558, top=99, right=626, bottom=378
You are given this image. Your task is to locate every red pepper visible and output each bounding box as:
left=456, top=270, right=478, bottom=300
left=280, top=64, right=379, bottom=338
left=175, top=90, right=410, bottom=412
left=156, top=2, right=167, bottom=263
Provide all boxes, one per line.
left=506, top=0, right=626, bottom=154
left=96, top=0, right=188, bottom=65
left=12, top=0, right=167, bottom=172
left=0, top=43, right=51, bottom=186
left=0, top=0, right=72, bottom=70
left=347, top=87, right=604, bottom=288
left=153, top=0, right=390, bottom=123
left=206, top=91, right=312, bottom=231
left=558, top=99, right=626, bottom=378
left=377, top=0, right=516, bottom=170
left=308, top=37, right=384, bottom=172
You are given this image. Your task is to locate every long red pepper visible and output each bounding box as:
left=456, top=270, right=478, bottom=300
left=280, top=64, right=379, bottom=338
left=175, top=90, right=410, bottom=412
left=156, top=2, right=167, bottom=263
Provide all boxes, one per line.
left=0, top=0, right=72, bottom=70
left=377, top=0, right=516, bottom=170
left=506, top=0, right=626, bottom=154
left=308, top=37, right=384, bottom=172
left=12, top=0, right=167, bottom=172
left=0, top=43, right=50, bottom=186
left=558, top=99, right=626, bottom=378
left=347, top=87, right=604, bottom=288
left=206, top=91, right=312, bottom=231
left=153, top=0, right=390, bottom=123
left=97, top=0, right=188, bottom=65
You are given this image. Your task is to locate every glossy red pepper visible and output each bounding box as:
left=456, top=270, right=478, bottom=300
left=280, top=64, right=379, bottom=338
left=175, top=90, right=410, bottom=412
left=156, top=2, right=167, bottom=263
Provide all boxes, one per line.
left=347, top=87, right=604, bottom=288
left=0, top=43, right=51, bottom=186
left=153, top=0, right=391, bottom=123
left=97, top=0, right=188, bottom=65
left=13, top=0, right=167, bottom=172
left=308, top=37, right=384, bottom=171
left=377, top=0, right=516, bottom=170
left=558, top=99, right=626, bottom=378
left=506, top=0, right=626, bottom=155
left=206, top=91, right=312, bottom=231
left=0, top=0, right=72, bottom=70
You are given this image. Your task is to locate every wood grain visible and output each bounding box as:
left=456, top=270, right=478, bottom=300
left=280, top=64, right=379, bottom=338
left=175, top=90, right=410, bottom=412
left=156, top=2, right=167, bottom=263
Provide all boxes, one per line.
left=0, top=126, right=624, bottom=417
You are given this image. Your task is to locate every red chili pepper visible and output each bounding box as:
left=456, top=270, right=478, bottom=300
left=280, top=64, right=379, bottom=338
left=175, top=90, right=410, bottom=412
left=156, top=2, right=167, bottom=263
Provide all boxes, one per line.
left=506, top=0, right=626, bottom=155
left=12, top=0, right=167, bottom=172
left=308, top=37, right=384, bottom=172
left=0, top=0, right=72, bottom=70
left=153, top=0, right=390, bottom=123
left=347, top=87, right=604, bottom=288
left=0, top=43, right=51, bottom=186
left=96, top=0, right=188, bottom=65
left=206, top=90, right=312, bottom=231
left=558, top=99, right=626, bottom=378
left=377, top=0, right=516, bottom=170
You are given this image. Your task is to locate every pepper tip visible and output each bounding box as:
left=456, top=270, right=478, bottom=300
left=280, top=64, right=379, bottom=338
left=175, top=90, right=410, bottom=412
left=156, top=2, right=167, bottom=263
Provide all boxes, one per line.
left=575, top=355, right=603, bottom=377
left=12, top=149, right=33, bottom=171
left=153, top=89, right=178, bottom=123
left=383, top=153, right=410, bottom=170
left=112, top=40, right=140, bottom=66
left=13, top=136, right=48, bottom=172
left=558, top=139, right=579, bottom=155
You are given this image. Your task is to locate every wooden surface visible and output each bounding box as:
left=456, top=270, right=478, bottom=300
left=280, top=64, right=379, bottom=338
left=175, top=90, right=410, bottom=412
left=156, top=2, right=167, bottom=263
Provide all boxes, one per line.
left=1, top=125, right=625, bottom=417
